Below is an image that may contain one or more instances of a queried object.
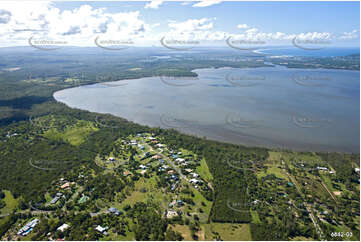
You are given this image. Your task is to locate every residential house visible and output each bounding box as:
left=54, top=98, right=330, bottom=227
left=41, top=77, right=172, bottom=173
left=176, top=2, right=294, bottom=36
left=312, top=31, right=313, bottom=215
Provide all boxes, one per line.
left=176, top=200, right=184, bottom=206
left=57, top=224, right=70, bottom=232
left=60, top=182, right=70, bottom=189
left=190, top=173, right=199, bottom=178
left=108, top=207, right=121, bottom=216
left=95, top=225, right=108, bottom=235
left=165, top=210, right=178, bottom=218
left=123, top=170, right=132, bottom=176
left=17, top=219, right=39, bottom=236
left=175, top=158, right=185, bottom=163
left=152, top=154, right=162, bottom=160
left=317, top=167, right=328, bottom=171
left=139, top=164, right=147, bottom=170
left=50, top=193, right=63, bottom=204
left=170, top=175, right=178, bottom=180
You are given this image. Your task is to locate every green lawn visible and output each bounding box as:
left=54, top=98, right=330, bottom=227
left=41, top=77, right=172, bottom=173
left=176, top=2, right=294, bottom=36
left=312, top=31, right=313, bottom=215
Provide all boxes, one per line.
left=0, top=190, right=19, bottom=228
left=291, top=236, right=314, bottom=241
left=257, top=164, right=288, bottom=180
left=119, top=190, right=148, bottom=207
left=134, top=176, right=158, bottom=191
left=168, top=224, right=194, bottom=241
left=43, top=120, right=98, bottom=146
left=250, top=210, right=261, bottom=224
left=196, top=158, right=213, bottom=182
left=0, top=190, right=18, bottom=215
left=268, top=151, right=323, bottom=164
left=103, top=222, right=135, bottom=242
left=203, top=223, right=252, bottom=241
left=320, top=173, right=335, bottom=193
left=182, top=185, right=212, bottom=223
left=118, top=176, right=172, bottom=209
left=44, top=192, right=53, bottom=203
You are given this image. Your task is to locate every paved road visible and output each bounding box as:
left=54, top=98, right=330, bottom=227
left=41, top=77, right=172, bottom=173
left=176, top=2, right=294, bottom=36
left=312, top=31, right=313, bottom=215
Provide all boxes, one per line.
left=162, top=155, right=186, bottom=180
left=321, top=181, right=337, bottom=203
left=0, top=209, right=52, bottom=218
left=143, top=142, right=186, bottom=180
left=286, top=172, right=325, bottom=240
left=90, top=211, right=109, bottom=217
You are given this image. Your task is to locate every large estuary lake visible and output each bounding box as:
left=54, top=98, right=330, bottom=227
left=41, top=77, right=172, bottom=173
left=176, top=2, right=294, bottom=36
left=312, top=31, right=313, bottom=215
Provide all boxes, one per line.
left=54, top=65, right=360, bottom=153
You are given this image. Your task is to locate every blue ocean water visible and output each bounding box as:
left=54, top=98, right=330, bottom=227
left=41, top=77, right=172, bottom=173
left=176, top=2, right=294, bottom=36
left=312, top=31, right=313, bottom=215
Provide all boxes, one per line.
left=54, top=66, right=360, bottom=153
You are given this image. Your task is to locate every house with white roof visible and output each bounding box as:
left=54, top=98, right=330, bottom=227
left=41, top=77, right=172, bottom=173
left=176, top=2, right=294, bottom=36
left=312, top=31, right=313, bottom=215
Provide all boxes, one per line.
left=175, top=158, right=185, bottom=163
left=139, top=164, right=147, bottom=169
left=317, top=167, right=328, bottom=171
left=57, top=224, right=70, bottom=232
left=190, top=172, right=199, bottom=178
left=95, top=225, right=108, bottom=235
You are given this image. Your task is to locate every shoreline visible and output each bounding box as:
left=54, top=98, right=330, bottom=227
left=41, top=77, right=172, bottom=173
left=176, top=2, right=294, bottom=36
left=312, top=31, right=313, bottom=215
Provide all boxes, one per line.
left=53, top=95, right=360, bottom=154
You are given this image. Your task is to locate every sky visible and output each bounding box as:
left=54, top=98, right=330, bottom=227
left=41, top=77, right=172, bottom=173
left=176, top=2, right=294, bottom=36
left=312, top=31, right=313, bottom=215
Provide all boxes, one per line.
left=0, top=1, right=359, bottom=48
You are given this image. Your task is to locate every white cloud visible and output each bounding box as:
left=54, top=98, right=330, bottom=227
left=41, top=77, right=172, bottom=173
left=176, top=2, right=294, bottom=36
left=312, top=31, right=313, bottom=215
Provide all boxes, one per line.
left=230, top=30, right=333, bottom=43
left=192, top=1, right=222, bottom=8
left=237, top=24, right=249, bottom=29
left=152, top=23, right=160, bottom=28
left=180, top=2, right=192, bottom=6
left=0, top=2, right=355, bottom=47
left=339, top=29, right=359, bottom=40
left=0, top=2, right=150, bottom=46
left=244, top=28, right=258, bottom=34
left=295, top=32, right=332, bottom=41
left=157, top=18, right=229, bottom=43
left=168, top=18, right=214, bottom=32
left=145, top=1, right=164, bottom=9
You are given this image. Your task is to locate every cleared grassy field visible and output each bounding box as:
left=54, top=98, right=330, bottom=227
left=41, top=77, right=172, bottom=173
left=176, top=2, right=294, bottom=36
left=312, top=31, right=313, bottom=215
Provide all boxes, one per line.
left=0, top=190, right=18, bottom=215
left=182, top=184, right=212, bottom=224
left=268, top=151, right=323, bottom=164
left=257, top=164, right=288, bottom=180
left=168, top=224, right=194, bottom=241
left=291, top=236, right=314, bottom=241
left=196, top=158, right=213, bottom=182
left=43, top=120, right=98, bottom=146
left=134, top=177, right=158, bottom=191
left=320, top=173, right=335, bottom=192
left=118, top=177, right=169, bottom=209
left=103, top=222, right=135, bottom=242
left=250, top=210, right=261, bottom=224
left=119, top=191, right=147, bottom=207
left=203, top=223, right=252, bottom=241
